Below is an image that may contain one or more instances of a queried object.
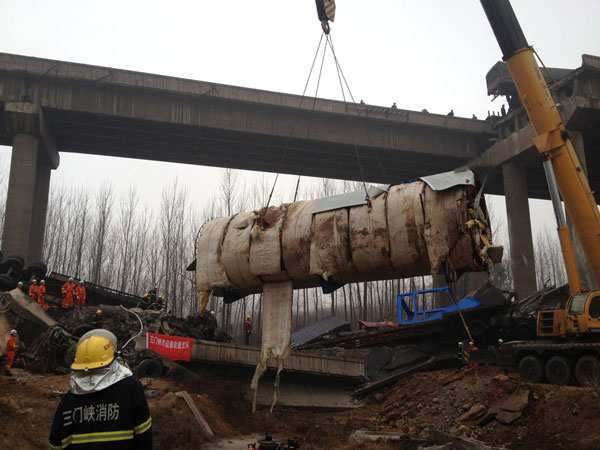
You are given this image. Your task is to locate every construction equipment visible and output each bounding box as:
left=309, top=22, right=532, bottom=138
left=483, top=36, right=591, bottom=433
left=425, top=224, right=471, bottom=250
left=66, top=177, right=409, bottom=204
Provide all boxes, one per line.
left=481, top=0, right=600, bottom=384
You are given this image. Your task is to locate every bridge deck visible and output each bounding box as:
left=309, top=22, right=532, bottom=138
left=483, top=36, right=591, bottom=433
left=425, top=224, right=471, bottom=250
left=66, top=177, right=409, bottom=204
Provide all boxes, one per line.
left=137, top=333, right=364, bottom=380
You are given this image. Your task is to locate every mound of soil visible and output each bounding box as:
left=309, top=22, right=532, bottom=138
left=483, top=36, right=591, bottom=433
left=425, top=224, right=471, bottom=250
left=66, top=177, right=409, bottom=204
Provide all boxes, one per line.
left=2, top=364, right=599, bottom=449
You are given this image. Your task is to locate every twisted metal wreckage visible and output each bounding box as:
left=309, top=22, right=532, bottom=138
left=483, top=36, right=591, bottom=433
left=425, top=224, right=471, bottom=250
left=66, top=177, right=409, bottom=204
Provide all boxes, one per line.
left=194, top=169, right=503, bottom=409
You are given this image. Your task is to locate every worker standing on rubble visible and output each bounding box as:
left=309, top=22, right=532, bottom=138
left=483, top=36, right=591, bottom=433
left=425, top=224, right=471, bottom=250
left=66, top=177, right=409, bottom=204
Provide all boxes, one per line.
left=37, top=280, right=47, bottom=308
left=244, top=315, right=252, bottom=346
left=92, top=309, right=104, bottom=328
left=61, top=278, right=76, bottom=309
left=48, top=331, right=152, bottom=449
left=206, top=311, right=217, bottom=341
left=16, top=281, right=23, bottom=291
left=156, top=296, right=165, bottom=310
left=148, top=285, right=158, bottom=304
left=28, top=279, right=38, bottom=301
left=75, top=280, right=86, bottom=310
left=4, top=329, right=18, bottom=376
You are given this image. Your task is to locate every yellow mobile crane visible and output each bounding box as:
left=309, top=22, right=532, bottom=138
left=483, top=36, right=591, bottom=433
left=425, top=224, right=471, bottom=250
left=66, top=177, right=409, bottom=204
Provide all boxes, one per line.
left=480, top=0, right=600, bottom=385
left=314, top=0, right=600, bottom=384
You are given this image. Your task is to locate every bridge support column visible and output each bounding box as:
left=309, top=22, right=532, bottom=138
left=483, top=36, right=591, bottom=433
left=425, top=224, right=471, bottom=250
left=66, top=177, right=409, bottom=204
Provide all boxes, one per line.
left=2, top=103, right=59, bottom=263
left=28, top=158, right=52, bottom=262
left=3, top=135, right=40, bottom=260
left=503, top=162, right=537, bottom=300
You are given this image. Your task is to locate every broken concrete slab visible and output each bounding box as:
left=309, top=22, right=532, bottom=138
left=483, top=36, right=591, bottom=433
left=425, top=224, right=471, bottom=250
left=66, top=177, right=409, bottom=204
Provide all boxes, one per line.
left=498, top=388, right=529, bottom=412
left=459, top=403, right=487, bottom=422
left=495, top=409, right=523, bottom=425
left=248, top=379, right=359, bottom=409
left=348, top=430, right=409, bottom=443
left=364, top=346, right=392, bottom=379
left=430, top=430, right=507, bottom=449
left=478, top=389, right=529, bottom=426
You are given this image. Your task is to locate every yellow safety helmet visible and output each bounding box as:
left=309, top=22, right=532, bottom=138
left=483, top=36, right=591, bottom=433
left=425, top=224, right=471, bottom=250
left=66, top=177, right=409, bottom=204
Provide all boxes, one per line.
left=246, top=315, right=251, bottom=319
left=144, top=293, right=150, bottom=298
left=71, top=335, right=115, bottom=371
left=96, top=309, right=102, bottom=314
left=158, top=296, right=164, bottom=300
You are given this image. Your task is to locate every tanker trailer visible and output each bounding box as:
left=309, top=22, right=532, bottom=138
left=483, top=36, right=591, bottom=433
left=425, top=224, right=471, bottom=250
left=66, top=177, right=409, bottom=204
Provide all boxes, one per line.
left=194, top=169, right=503, bottom=301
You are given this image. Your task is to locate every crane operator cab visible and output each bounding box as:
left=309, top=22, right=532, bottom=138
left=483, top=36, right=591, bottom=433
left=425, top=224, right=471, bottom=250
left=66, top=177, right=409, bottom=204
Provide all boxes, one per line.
left=538, top=290, right=600, bottom=337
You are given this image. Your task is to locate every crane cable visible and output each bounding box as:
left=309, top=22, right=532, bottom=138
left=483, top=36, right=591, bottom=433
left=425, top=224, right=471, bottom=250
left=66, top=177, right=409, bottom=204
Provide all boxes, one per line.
left=263, top=32, right=327, bottom=214
left=326, top=34, right=390, bottom=188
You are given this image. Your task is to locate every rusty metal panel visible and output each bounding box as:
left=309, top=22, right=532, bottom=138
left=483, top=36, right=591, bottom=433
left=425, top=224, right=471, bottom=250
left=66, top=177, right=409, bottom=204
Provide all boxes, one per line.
left=349, top=192, right=392, bottom=274
left=423, top=184, right=472, bottom=274
left=310, top=208, right=357, bottom=278
left=249, top=206, right=289, bottom=282
left=387, top=182, right=430, bottom=275
left=195, top=216, right=232, bottom=292
left=282, top=199, right=317, bottom=281
left=222, top=212, right=261, bottom=291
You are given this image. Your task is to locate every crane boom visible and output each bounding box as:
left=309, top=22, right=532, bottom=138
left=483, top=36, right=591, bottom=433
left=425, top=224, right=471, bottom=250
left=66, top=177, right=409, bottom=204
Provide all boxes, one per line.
left=481, top=0, right=600, bottom=293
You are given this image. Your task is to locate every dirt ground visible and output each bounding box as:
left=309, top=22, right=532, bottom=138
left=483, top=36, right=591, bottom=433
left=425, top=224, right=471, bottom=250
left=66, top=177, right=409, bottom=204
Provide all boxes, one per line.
left=1, top=364, right=599, bottom=449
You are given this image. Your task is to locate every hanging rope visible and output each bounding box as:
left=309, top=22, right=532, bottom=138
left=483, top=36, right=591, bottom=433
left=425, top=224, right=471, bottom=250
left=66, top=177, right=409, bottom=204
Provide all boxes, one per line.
left=263, top=32, right=327, bottom=214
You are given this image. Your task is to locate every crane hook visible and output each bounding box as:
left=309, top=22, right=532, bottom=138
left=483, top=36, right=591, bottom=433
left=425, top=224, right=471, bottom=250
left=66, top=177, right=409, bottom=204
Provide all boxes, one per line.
left=315, top=0, right=336, bottom=35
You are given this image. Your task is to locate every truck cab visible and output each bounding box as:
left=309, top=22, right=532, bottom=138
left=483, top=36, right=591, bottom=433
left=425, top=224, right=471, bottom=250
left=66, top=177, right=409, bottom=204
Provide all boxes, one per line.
left=538, top=290, right=600, bottom=337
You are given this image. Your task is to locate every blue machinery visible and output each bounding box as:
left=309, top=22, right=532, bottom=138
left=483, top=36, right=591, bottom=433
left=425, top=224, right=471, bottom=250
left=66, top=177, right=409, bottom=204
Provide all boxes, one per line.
left=397, top=286, right=481, bottom=325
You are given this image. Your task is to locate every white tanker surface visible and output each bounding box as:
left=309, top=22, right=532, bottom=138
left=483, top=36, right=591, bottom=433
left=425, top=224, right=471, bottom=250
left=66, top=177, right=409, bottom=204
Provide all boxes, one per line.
left=195, top=170, right=502, bottom=300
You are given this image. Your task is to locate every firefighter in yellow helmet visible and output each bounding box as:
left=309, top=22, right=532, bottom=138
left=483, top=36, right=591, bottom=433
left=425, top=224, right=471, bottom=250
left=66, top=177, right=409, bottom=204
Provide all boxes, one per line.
left=49, top=331, right=152, bottom=449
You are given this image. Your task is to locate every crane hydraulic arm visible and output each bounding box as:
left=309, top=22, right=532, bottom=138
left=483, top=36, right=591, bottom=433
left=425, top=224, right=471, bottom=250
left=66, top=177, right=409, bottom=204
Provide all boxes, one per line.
left=480, top=0, right=600, bottom=294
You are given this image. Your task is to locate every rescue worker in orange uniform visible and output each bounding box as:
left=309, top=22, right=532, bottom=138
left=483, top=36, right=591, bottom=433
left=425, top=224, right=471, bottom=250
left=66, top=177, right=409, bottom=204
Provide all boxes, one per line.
left=37, top=280, right=47, bottom=309
left=244, top=315, right=252, bottom=346
left=4, top=329, right=18, bottom=376
left=61, top=277, right=75, bottom=309
left=28, top=279, right=38, bottom=301
left=468, top=341, right=479, bottom=370
left=75, top=280, right=86, bottom=310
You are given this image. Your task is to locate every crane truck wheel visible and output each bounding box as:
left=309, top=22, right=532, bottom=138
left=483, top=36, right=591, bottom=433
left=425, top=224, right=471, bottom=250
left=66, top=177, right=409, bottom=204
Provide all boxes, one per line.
left=575, top=355, right=600, bottom=386
left=467, top=319, right=486, bottom=337
left=518, top=355, right=543, bottom=383
left=545, top=356, right=572, bottom=385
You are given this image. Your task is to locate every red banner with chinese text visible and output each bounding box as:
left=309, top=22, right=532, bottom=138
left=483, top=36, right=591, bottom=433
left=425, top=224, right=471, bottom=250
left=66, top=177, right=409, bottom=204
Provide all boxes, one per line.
left=146, top=332, right=194, bottom=361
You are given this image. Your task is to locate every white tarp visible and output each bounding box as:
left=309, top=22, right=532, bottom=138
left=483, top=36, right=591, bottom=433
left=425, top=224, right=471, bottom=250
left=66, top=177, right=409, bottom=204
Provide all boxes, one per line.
left=195, top=216, right=232, bottom=291
left=250, top=280, right=294, bottom=412
left=222, top=212, right=261, bottom=291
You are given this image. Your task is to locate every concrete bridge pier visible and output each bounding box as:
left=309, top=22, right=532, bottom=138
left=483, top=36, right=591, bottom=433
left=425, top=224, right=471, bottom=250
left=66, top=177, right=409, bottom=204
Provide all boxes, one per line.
left=2, top=103, right=58, bottom=263
left=503, top=162, right=537, bottom=299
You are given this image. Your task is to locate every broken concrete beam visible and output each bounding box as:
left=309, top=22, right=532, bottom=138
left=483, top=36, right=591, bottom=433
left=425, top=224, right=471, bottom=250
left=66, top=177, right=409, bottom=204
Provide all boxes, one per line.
left=175, top=391, right=214, bottom=438
left=195, top=177, right=501, bottom=298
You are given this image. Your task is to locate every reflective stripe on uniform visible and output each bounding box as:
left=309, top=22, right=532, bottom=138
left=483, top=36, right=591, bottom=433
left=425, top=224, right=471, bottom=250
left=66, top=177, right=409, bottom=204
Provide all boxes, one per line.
left=58, top=429, right=134, bottom=448
left=134, top=416, right=152, bottom=435
left=48, top=442, right=62, bottom=450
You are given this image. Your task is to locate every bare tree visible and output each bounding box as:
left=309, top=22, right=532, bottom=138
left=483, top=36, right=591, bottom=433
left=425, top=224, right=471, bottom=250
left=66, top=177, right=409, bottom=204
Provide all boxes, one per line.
left=90, top=182, right=114, bottom=285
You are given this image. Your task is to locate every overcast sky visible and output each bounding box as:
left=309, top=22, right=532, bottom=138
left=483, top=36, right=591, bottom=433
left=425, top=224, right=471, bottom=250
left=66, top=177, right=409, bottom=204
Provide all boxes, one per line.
left=1, top=0, right=600, bottom=245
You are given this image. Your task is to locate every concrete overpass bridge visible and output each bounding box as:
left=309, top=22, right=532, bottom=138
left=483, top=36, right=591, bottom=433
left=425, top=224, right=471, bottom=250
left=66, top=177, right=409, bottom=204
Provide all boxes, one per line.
left=1, top=52, right=599, bottom=299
